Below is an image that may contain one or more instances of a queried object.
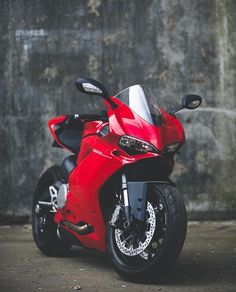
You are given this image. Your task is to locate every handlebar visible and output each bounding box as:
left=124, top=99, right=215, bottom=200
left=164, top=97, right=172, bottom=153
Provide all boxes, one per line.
left=70, top=111, right=108, bottom=122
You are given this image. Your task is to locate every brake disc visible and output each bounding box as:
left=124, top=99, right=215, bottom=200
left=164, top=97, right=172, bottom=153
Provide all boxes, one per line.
left=114, top=202, right=156, bottom=256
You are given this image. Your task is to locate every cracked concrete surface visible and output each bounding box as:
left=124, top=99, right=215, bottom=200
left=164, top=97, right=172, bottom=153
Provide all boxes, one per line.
left=0, top=221, right=235, bottom=291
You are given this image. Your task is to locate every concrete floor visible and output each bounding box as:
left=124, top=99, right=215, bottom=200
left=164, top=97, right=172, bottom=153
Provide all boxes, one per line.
left=0, top=222, right=235, bottom=292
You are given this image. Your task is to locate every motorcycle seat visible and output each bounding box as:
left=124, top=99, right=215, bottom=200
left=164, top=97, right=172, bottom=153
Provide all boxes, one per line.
left=57, top=129, right=82, bottom=153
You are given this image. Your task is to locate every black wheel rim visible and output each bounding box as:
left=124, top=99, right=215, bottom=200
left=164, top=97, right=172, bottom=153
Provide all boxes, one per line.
left=33, top=189, right=55, bottom=243
left=111, top=189, right=168, bottom=268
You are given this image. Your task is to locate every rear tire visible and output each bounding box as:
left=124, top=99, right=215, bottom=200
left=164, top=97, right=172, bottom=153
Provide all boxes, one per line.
left=106, top=183, right=187, bottom=282
left=32, top=166, right=71, bottom=256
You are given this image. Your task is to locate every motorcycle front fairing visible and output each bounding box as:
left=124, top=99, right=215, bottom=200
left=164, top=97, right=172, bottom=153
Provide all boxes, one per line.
left=54, top=85, right=185, bottom=252
left=107, top=84, right=185, bottom=151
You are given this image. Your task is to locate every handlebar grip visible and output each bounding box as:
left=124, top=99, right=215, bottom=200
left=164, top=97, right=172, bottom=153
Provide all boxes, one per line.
left=73, top=112, right=108, bottom=121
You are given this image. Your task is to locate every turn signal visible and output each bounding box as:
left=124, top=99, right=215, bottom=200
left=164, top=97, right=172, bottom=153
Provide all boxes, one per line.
left=165, top=142, right=181, bottom=153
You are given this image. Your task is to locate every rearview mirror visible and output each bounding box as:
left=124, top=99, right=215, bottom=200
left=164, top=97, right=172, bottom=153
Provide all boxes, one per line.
left=182, top=94, right=202, bottom=110
left=167, top=94, right=202, bottom=115
left=75, top=77, right=117, bottom=109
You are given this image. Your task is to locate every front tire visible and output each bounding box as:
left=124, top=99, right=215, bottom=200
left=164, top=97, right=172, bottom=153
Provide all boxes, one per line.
left=106, top=183, right=187, bottom=282
left=32, top=166, right=71, bottom=256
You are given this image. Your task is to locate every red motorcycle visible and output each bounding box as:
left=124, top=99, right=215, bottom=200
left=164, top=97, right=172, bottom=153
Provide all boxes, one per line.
left=32, top=77, right=202, bottom=281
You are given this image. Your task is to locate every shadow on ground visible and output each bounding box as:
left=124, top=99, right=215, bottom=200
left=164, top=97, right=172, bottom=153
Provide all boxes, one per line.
left=0, top=222, right=235, bottom=291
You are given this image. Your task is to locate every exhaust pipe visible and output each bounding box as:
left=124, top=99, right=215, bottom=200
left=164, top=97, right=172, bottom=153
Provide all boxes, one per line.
left=57, top=225, right=82, bottom=246
left=62, top=220, right=93, bottom=235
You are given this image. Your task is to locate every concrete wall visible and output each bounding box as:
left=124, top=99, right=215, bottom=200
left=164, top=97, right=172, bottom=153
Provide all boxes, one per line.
left=0, top=0, right=235, bottom=221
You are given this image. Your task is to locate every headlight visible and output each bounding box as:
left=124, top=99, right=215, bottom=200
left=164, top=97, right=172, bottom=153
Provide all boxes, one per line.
left=119, top=135, right=158, bottom=154
left=165, top=142, right=181, bottom=153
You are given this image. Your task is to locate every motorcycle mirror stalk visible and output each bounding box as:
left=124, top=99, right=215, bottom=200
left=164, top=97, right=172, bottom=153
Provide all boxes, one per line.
left=75, top=77, right=118, bottom=109
left=168, top=94, right=202, bottom=115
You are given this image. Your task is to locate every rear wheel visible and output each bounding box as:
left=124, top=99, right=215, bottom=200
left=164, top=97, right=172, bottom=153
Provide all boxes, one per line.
left=106, top=183, right=187, bottom=282
left=32, top=166, right=71, bottom=256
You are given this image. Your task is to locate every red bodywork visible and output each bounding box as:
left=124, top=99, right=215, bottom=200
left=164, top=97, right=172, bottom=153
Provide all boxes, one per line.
left=48, top=97, right=185, bottom=252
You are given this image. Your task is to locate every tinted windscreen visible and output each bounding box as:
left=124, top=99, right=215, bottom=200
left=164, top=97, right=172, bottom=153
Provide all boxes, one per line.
left=115, top=85, right=162, bottom=126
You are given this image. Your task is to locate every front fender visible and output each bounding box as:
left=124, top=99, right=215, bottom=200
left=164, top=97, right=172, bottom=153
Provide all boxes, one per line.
left=127, top=181, right=174, bottom=222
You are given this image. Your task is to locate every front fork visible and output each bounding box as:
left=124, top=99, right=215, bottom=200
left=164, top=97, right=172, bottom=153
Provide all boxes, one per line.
left=121, top=174, right=132, bottom=226
left=110, top=174, right=149, bottom=227
left=109, top=173, right=131, bottom=228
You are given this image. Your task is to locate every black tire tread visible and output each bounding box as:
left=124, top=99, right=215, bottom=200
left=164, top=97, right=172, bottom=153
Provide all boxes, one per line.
left=106, top=183, right=187, bottom=282
left=32, top=165, right=71, bottom=257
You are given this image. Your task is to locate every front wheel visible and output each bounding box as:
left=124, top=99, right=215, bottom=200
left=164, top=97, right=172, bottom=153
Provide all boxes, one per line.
left=106, top=183, right=187, bottom=282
